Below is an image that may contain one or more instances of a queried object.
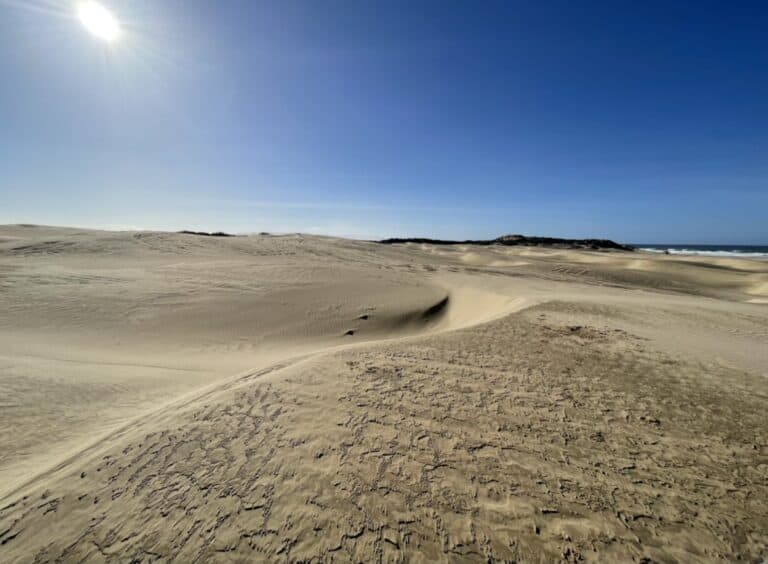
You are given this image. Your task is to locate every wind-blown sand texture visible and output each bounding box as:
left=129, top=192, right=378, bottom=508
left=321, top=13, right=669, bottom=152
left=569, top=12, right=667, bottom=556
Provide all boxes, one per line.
left=1, top=225, right=767, bottom=562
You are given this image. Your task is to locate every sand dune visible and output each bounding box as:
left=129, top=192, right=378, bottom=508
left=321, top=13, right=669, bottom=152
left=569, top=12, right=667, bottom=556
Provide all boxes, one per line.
left=0, top=226, right=767, bottom=562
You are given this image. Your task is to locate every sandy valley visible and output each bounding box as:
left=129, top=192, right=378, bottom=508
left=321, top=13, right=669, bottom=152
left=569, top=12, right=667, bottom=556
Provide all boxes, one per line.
left=0, top=225, right=767, bottom=562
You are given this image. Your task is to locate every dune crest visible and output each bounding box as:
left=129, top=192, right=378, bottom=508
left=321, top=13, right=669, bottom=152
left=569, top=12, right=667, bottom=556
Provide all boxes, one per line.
left=0, top=226, right=767, bottom=562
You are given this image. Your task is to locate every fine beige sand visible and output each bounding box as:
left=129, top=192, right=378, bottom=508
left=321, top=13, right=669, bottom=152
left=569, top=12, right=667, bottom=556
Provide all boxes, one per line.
left=1, top=225, right=767, bottom=562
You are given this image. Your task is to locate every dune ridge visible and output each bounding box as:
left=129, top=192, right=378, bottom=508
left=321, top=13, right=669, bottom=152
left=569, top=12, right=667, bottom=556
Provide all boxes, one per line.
left=0, top=226, right=766, bottom=562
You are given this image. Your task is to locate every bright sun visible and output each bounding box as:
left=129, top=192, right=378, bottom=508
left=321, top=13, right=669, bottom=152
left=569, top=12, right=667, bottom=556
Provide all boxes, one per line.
left=77, top=1, right=121, bottom=42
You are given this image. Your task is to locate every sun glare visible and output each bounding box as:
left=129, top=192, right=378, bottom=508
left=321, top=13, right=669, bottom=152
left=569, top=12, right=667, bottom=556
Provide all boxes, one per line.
left=77, top=1, right=121, bottom=42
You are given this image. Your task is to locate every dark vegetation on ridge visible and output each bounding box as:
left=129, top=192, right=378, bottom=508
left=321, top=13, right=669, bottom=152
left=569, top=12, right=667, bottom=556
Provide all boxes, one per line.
left=379, top=234, right=634, bottom=251
left=179, top=230, right=235, bottom=237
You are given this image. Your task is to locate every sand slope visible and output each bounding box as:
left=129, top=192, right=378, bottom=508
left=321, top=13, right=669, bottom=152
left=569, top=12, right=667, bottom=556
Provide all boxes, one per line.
left=0, top=226, right=767, bottom=562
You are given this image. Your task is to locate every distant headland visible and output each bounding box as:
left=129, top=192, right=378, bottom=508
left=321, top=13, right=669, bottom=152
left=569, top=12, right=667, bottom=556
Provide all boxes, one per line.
left=379, top=234, right=634, bottom=251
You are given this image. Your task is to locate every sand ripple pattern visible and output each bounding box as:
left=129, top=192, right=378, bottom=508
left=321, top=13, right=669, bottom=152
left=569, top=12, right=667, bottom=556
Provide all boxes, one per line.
left=1, top=308, right=766, bottom=562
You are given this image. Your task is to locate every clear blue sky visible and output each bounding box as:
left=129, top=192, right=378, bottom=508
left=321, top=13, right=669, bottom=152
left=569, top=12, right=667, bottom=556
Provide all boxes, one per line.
left=1, top=0, right=766, bottom=242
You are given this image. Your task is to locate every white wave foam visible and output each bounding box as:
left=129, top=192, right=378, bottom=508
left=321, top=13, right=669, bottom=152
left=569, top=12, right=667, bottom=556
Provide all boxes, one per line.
left=639, top=248, right=768, bottom=258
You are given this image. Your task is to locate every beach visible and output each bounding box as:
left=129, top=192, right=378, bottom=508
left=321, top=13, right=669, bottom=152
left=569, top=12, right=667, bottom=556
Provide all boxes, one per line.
left=1, top=225, right=767, bottom=562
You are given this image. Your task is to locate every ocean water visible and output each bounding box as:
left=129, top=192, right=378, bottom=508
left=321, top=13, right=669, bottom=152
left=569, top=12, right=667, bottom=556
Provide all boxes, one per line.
left=636, top=244, right=768, bottom=258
